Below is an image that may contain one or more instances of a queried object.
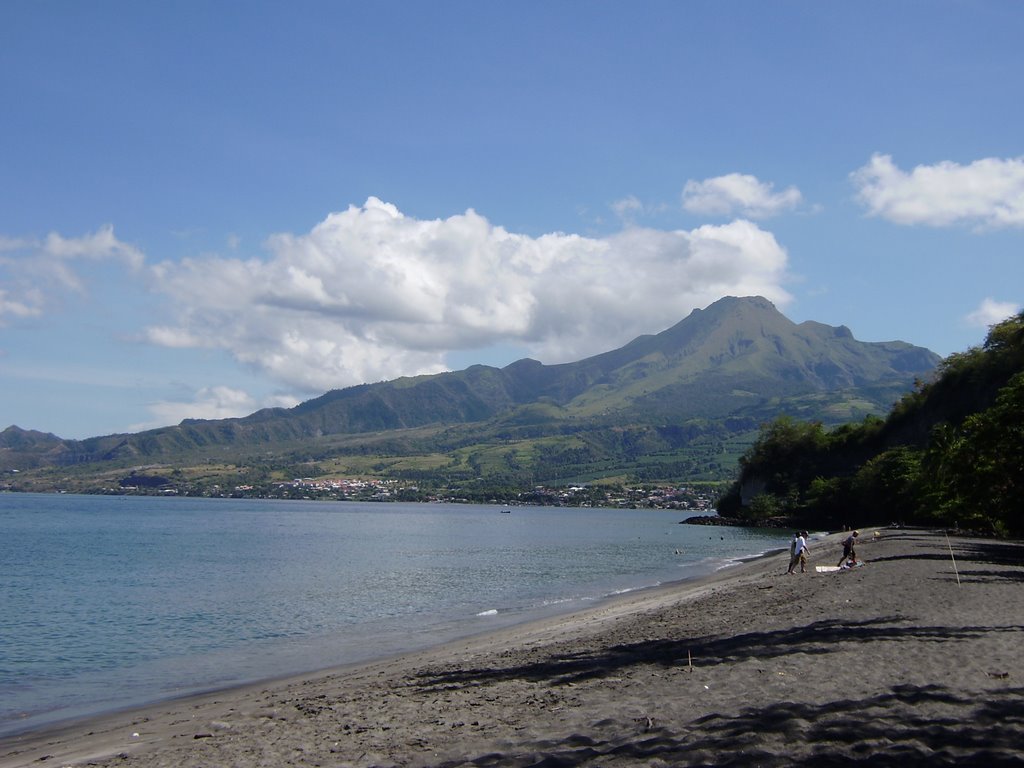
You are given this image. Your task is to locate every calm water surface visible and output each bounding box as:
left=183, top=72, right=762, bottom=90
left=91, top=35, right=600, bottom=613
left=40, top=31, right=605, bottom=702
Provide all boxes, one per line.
left=0, top=493, right=788, bottom=736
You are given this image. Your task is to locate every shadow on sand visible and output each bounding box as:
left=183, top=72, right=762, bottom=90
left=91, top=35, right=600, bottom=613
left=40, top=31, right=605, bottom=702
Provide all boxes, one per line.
left=429, top=684, right=1024, bottom=767
left=417, top=617, right=1022, bottom=689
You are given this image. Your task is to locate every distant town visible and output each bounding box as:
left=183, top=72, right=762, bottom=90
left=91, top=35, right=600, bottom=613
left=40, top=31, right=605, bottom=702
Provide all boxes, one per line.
left=96, top=475, right=719, bottom=511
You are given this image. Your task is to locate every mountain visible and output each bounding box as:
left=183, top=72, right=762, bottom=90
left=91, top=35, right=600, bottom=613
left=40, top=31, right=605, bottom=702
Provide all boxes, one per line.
left=1, top=297, right=941, bottom=486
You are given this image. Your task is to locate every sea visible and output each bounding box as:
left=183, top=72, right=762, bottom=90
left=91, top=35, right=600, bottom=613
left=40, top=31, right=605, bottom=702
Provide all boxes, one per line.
left=0, top=493, right=789, bottom=738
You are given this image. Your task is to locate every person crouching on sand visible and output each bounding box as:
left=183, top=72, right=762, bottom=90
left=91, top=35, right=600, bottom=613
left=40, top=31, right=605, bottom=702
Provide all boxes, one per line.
left=838, top=530, right=859, bottom=567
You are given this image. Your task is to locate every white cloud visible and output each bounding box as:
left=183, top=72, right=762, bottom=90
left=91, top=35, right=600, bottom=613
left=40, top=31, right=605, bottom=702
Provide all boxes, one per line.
left=0, top=225, right=143, bottom=324
left=131, top=386, right=301, bottom=432
left=0, top=236, right=34, bottom=252
left=965, top=298, right=1020, bottom=329
left=0, top=288, right=42, bottom=321
left=42, top=225, right=144, bottom=268
left=852, top=154, right=1024, bottom=229
left=611, top=195, right=644, bottom=222
left=145, top=198, right=792, bottom=392
left=142, top=326, right=210, bottom=349
left=609, top=195, right=666, bottom=224
left=682, top=173, right=803, bottom=219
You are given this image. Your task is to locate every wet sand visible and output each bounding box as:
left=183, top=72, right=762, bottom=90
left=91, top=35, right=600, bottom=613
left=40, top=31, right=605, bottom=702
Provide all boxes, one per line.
left=2, top=528, right=1022, bottom=767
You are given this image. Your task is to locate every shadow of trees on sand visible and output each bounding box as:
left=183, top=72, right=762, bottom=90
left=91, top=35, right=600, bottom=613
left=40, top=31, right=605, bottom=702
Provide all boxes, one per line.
left=432, top=684, right=1024, bottom=768
left=419, top=611, right=1024, bottom=767
left=418, top=617, right=1022, bottom=689
left=674, top=684, right=1024, bottom=767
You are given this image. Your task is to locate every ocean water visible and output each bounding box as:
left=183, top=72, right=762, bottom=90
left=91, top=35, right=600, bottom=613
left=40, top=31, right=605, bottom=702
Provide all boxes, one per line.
left=0, top=493, right=788, bottom=737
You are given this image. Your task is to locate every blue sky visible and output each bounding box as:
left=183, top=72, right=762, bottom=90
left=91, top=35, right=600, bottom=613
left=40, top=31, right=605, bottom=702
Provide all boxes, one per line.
left=2, top=1, right=1022, bottom=439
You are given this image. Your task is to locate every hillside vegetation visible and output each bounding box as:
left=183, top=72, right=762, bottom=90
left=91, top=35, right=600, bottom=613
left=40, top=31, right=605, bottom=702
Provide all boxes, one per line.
left=1, top=297, right=939, bottom=496
left=718, top=310, right=1024, bottom=537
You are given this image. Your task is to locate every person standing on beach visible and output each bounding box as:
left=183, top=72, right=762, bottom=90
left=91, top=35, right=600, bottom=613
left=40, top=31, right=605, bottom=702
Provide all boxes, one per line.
left=787, top=531, right=809, bottom=573
left=838, top=530, right=859, bottom=566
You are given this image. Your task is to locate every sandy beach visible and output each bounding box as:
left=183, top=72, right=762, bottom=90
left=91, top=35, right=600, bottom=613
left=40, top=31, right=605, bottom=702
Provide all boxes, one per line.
left=2, top=527, right=1022, bottom=767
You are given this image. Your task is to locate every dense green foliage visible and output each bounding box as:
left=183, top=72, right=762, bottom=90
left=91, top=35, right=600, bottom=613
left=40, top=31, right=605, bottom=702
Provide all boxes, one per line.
left=718, top=312, right=1024, bottom=536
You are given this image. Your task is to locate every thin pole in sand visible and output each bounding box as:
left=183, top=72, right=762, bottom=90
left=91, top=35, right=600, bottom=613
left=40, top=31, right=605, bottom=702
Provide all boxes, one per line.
left=688, top=649, right=693, bottom=671
left=945, top=532, right=961, bottom=587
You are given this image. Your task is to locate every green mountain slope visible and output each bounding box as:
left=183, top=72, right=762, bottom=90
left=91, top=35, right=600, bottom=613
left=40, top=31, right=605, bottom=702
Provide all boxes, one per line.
left=1, top=296, right=940, bottom=486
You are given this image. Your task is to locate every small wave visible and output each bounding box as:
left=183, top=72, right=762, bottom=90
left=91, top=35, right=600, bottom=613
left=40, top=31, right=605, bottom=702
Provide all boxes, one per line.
left=540, top=596, right=580, bottom=607
left=476, top=609, right=498, bottom=617
left=681, top=550, right=778, bottom=574
left=606, top=583, right=657, bottom=596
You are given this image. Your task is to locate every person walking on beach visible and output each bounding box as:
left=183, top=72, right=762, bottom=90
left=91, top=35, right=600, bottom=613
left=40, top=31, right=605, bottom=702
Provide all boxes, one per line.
left=787, top=531, right=809, bottom=573
left=838, top=530, right=859, bottom=567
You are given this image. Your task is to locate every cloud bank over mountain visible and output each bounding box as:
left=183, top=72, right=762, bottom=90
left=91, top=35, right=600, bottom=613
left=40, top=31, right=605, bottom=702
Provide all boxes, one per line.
left=143, top=198, right=793, bottom=395
left=3, top=155, right=1020, bottom=434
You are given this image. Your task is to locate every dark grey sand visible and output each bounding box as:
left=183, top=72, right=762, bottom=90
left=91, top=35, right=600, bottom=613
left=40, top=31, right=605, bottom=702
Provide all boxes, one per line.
left=3, top=528, right=1022, bottom=767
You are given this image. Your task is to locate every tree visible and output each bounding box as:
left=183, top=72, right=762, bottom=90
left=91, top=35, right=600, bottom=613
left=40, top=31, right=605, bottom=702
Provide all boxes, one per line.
left=931, top=372, right=1024, bottom=535
left=746, top=492, right=783, bottom=521
left=851, top=446, right=922, bottom=524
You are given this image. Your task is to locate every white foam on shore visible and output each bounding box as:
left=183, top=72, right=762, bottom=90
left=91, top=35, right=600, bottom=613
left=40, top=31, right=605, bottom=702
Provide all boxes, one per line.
left=606, top=584, right=656, bottom=596
left=541, top=596, right=583, bottom=607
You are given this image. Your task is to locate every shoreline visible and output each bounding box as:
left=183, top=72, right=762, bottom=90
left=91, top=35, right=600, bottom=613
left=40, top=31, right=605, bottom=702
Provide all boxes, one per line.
left=3, top=527, right=1022, bottom=766
left=0, top=541, right=786, bottom=742
left=1, top=497, right=792, bottom=745
left=0, top=525, right=789, bottom=744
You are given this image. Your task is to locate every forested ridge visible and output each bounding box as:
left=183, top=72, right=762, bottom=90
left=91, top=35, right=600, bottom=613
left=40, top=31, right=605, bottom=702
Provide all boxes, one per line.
left=717, top=310, right=1024, bottom=537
